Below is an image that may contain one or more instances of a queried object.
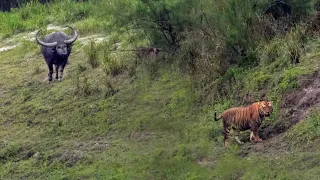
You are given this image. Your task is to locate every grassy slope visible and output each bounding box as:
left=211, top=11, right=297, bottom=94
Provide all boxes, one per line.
left=0, top=33, right=319, bottom=180
left=1, top=2, right=320, bottom=180
left=0, top=39, right=213, bottom=179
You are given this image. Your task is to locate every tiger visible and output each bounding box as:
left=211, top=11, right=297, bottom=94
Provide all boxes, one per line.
left=214, top=101, right=273, bottom=148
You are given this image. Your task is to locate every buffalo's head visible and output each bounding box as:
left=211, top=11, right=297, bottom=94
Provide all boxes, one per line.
left=36, top=26, right=78, bottom=57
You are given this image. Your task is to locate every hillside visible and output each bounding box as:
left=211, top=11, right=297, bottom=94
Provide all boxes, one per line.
left=1, top=1, right=320, bottom=179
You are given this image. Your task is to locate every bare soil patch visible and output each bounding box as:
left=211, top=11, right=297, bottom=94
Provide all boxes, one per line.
left=238, top=71, right=320, bottom=156
left=281, top=71, right=320, bottom=125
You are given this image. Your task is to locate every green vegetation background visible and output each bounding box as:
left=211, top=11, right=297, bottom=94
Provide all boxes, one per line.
left=0, top=0, right=319, bottom=179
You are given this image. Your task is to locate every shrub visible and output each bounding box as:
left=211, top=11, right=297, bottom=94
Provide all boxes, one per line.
left=0, top=141, right=22, bottom=162
left=85, top=41, right=100, bottom=69
left=258, top=26, right=306, bottom=71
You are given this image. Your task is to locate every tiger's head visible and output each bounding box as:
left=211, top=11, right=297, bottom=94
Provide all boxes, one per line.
left=258, top=101, right=273, bottom=117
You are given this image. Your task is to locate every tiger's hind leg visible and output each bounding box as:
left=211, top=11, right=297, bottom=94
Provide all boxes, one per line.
left=223, top=130, right=229, bottom=148
left=234, top=130, right=244, bottom=144
left=223, top=122, right=230, bottom=148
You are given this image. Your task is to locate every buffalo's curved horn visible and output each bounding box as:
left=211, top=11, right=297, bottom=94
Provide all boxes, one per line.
left=35, top=30, right=58, bottom=47
left=64, top=26, right=78, bottom=44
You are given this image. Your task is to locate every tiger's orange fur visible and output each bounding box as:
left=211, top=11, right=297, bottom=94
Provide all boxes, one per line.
left=214, top=101, right=273, bottom=148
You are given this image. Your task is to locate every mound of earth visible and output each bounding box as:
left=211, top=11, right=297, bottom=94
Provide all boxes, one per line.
left=282, top=71, right=320, bottom=124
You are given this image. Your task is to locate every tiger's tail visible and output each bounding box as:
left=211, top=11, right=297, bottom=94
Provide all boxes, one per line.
left=214, top=112, right=221, bottom=121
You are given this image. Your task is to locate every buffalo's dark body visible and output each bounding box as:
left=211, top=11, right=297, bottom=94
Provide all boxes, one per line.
left=40, top=32, right=72, bottom=81
left=36, top=27, right=77, bottom=82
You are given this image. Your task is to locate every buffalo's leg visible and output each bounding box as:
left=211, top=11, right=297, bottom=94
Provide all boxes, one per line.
left=47, top=63, right=53, bottom=82
left=58, top=66, right=63, bottom=81
left=58, top=62, right=67, bottom=81
left=55, top=65, right=59, bottom=80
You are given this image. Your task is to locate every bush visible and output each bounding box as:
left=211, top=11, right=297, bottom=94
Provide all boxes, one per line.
left=288, top=0, right=315, bottom=21
left=258, top=26, right=306, bottom=71
left=85, top=41, right=100, bottom=69
left=102, top=53, right=126, bottom=77
left=0, top=141, right=22, bottom=162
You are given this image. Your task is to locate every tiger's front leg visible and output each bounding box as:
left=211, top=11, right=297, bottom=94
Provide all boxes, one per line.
left=250, top=123, right=263, bottom=143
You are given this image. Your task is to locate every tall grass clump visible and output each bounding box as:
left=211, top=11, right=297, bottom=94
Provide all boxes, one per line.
left=74, top=17, right=106, bottom=35
left=0, top=13, right=24, bottom=37
left=288, top=0, right=316, bottom=21
left=85, top=41, right=100, bottom=69
left=0, top=141, right=22, bottom=162
left=258, top=26, right=307, bottom=71
left=73, top=73, right=95, bottom=97
left=0, top=0, right=96, bottom=38
left=101, top=50, right=127, bottom=77
left=0, top=1, right=49, bottom=37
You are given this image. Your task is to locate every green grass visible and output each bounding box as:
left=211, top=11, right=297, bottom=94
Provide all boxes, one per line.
left=286, top=108, right=320, bottom=144
left=1, top=1, right=320, bottom=179
left=0, top=0, right=110, bottom=38
left=1, top=39, right=319, bottom=178
left=208, top=148, right=320, bottom=180
left=0, top=38, right=215, bottom=179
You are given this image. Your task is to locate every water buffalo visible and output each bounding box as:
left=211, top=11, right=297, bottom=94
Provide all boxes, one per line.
left=36, top=26, right=78, bottom=82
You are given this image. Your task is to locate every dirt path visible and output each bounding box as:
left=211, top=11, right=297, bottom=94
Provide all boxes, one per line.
left=282, top=71, right=320, bottom=124
left=0, top=24, right=106, bottom=53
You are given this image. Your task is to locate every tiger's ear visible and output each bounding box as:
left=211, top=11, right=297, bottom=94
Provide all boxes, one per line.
left=267, top=101, right=272, bottom=106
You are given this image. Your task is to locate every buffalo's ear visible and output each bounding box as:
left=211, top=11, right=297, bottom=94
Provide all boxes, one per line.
left=67, top=44, right=73, bottom=49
